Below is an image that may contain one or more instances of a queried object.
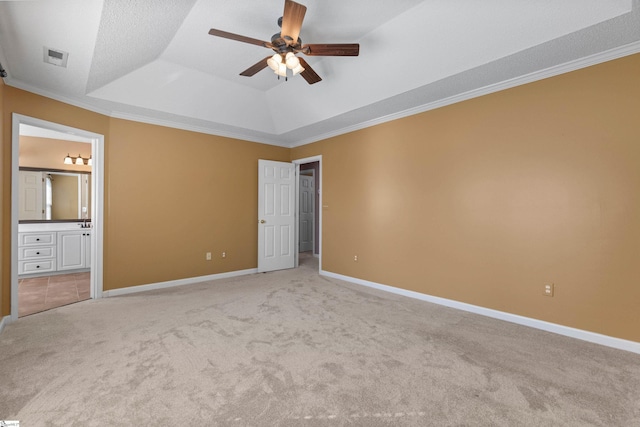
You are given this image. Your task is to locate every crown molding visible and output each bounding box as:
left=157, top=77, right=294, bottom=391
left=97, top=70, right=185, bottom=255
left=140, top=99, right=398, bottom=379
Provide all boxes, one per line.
left=4, top=78, right=114, bottom=118
left=289, top=40, right=640, bottom=148
left=6, top=40, right=640, bottom=149
left=108, top=111, right=290, bottom=148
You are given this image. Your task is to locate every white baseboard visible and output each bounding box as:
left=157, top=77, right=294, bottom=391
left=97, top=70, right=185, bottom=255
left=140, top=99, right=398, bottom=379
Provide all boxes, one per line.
left=320, top=270, right=640, bottom=355
left=0, top=315, right=11, bottom=335
left=102, top=268, right=258, bottom=298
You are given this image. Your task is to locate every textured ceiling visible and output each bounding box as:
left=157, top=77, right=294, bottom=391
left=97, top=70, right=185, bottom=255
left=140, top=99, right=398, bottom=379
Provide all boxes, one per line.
left=1, top=0, right=639, bottom=147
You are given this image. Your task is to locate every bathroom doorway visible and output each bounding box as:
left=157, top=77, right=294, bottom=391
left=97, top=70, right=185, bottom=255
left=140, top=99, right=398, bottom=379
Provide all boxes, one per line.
left=11, top=114, right=104, bottom=320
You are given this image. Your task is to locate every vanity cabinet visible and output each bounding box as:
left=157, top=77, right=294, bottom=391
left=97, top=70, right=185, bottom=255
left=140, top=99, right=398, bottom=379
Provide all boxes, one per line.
left=57, top=230, right=92, bottom=271
left=18, top=232, right=57, bottom=275
left=18, top=227, right=91, bottom=276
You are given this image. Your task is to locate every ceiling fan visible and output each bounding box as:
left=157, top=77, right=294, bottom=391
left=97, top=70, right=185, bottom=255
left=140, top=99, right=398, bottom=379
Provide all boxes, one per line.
left=208, top=0, right=359, bottom=84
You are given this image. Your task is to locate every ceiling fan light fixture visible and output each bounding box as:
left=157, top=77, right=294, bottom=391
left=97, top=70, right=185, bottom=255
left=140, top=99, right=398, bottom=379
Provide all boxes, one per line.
left=267, top=53, right=282, bottom=71
left=285, top=52, right=300, bottom=69
left=275, top=62, right=287, bottom=77
left=208, top=0, right=360, bottom=85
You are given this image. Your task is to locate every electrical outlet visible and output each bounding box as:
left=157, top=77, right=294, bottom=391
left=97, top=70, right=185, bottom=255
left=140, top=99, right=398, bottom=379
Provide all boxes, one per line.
left=206, top=252, right=212, bottom=261
left=544, top=283, right=554, bottom=297
left=354, top=255, right=358, bottom=262
left=222, top=251, right=226, bottom=258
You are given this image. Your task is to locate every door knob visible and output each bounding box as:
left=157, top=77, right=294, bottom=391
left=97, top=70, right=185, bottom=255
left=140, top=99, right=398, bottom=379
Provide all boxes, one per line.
left=260, top=219, right=266, bottom=224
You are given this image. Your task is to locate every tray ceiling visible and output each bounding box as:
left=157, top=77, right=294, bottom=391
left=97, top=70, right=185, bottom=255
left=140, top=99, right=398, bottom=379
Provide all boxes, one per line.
left=0, top=0, right=638, bottom=147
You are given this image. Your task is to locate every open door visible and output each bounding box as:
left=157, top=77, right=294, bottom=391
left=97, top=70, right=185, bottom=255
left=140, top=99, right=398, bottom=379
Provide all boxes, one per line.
left=298, top=171, right=314, bottom=253
left=258, top=159, right=296, bottom=273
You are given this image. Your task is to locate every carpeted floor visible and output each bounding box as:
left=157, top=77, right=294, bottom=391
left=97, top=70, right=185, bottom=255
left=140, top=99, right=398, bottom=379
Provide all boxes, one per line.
left=1, top=254, right=639, bottom=426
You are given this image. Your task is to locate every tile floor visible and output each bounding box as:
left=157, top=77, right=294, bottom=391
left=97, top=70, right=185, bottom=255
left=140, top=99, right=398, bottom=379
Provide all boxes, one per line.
left=18, top=272, right=90, bottom=317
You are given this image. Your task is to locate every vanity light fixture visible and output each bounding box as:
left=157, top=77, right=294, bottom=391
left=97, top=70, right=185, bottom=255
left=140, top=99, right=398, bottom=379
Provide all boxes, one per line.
left=63, top=153, right=91, bottom=166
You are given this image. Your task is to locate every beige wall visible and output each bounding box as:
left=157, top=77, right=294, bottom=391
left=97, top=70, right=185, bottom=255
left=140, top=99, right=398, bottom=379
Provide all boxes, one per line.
left=104, top=118, right=289, bottom=290
left=19, top=136, right=92, bottom=172
left=292, top=53, right=640, bottom=342
left=1, top=86, right=287, bottom=315
left=2, top=55, right=639, bottom=343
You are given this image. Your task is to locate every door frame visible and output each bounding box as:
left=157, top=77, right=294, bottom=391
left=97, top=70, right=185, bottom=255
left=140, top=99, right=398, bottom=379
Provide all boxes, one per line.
left=293, top=155, right=322, bottom=272
left=11, top=114, right=105, bottom=321
left=298, top=168, right=315, bottom=254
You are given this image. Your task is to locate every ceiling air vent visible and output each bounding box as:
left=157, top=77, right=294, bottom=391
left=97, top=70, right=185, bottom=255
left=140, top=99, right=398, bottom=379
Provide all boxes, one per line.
left=43, top=47, right=69, bottom=68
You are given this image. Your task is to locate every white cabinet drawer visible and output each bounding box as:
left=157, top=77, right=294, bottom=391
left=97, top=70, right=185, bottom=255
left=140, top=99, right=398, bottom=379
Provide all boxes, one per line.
left=19, top=246, right=56, bottom=260
left=19, top=259, right=56, bottom=274
left=19, top=232, right=56, bottom=246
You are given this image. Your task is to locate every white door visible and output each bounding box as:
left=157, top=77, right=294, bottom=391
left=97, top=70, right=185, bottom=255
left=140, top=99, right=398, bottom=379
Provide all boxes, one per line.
left=18, top=170, right=44, bottom=220
left=299, top=174, right=314, bottom=252
left=258, top=160, right=296, bottom=273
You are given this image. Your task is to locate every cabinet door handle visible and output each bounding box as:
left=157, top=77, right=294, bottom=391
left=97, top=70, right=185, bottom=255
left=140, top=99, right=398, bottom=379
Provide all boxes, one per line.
left=36, top=252, right=40, bottom=255
left=36, top=238, right=40, bottom=241
left=36, top=265, right=40, bottom=269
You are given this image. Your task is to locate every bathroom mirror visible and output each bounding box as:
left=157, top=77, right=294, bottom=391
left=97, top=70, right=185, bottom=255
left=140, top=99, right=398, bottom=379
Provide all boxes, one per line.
left=18, top=168, right=91, bottom=222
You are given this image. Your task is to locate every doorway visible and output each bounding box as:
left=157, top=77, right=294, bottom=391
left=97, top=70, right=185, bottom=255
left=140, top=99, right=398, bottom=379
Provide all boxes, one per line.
left=298, top=163, right=318, bottom=256
left=11, top=114, right=104, bottom=321
left=293, top=156, right=322, bottom=271
left=256, top=156, right=322, bottom=273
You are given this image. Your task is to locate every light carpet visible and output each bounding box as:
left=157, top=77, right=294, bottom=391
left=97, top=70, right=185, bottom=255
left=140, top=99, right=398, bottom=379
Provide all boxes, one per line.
left=1, top=255, right=639, bottom=426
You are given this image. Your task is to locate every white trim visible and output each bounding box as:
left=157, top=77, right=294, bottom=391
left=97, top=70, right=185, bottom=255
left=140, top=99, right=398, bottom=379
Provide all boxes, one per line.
left=10, top=117, right=19, bottom=321
left=6, top=41, right=640, bottom=149
left=0, top=315, right=10, bottom=335
left=3, top=79, right=288, bottom=148
left=4, top=80, right=114, bottom=117
left=102, top=268, right=258, bottom=298
left=11, top=114, right=105, bottom=320
left=109, top=111, right=289, bottom=148
left=320, top=270, right=640, bottom=355
left=294, top=164, right=300, bottom=269
left=289, top=40, right=640, bottom=148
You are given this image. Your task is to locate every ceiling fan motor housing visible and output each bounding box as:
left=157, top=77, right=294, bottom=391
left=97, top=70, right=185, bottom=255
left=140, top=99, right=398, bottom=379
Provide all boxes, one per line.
left=271, top=33, right=302, bottom=53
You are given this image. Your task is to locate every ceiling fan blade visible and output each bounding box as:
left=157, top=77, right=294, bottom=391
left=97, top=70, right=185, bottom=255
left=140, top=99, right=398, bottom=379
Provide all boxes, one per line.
left=280, top=0, right=307, bottom=45
left=208, top=28, right=272, bottom=48
left=302, top=44, right=360, bottom=56
left=240, top=57, right=272, bottom=77
left=298, top=58, right=321, bottom=85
